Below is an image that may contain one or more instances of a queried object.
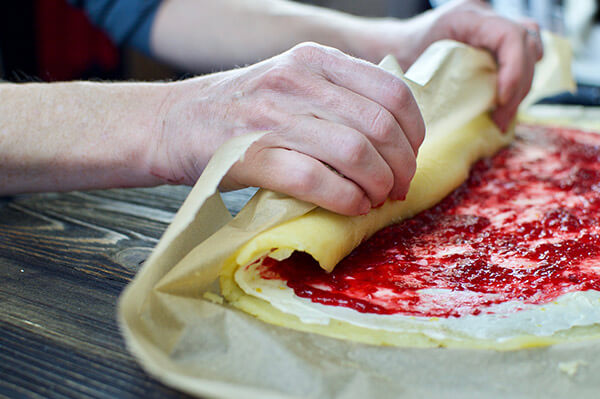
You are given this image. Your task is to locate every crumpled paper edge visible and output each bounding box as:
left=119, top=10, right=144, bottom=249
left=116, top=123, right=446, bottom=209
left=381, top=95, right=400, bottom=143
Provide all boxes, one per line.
left=118, top=34, right=580, bottom=399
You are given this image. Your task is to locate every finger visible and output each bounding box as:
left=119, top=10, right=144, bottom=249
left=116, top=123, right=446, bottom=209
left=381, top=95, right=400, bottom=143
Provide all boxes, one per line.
left=293, top=82, right=419, bottom=200
left=493, top=66, right=534, bottom=132
left=493, top=26, right=532, bottom=108
left=429, top=3, right=541, bottom=131
left=492, top=97, right=519, bottom=132
left=290, top=43, right=425, bottom=155
left=492, top=60, right=534, bottom=132
left=520, top=19, right=544, bottom=61
left=492, top=25, right=538, bottom=130
left=260, top=117, right=398, bottom=207
left=232, top=147, right=371, bottom=215
left=447, top=12, right=538, bottom=125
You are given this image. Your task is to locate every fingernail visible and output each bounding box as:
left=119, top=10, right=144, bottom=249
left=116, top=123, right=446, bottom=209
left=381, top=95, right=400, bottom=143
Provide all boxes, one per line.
left=498, top=121, right=507, bottom=133
left=498, top=87, right=510, bottom=107
left=359, top=198, right=371, bottom=215
left=500, top=122, right=508, bottom=133
left=492, top=112, right=507, bottom=133
left=390, top=191, right=407, bottom=201
left=373, top=200, right=386, bottom=209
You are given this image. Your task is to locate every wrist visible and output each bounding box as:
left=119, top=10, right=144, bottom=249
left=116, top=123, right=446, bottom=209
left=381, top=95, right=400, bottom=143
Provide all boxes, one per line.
left=147, top=74, right=222, bottom=186
left=125, top=81, right=177, bottom=187
left=341, top=17, right=417, bottom=68
left=348, top=11, right=441, bottom=70
left=145, top=79, right=187, bottom=186
left=343, top=17, right=398, bottom=64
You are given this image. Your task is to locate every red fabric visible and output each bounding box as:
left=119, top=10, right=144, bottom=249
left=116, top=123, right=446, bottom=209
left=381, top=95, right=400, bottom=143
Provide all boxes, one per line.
left=35, top=0, right=119, bottom=81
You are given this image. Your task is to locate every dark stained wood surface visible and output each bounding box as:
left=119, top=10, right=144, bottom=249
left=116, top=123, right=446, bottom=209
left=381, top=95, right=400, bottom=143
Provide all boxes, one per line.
left=0, top=186, right=255, bottom=398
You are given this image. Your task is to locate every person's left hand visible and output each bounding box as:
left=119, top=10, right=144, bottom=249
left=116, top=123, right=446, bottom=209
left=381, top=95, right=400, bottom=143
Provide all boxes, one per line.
left=358, top=0, right=544, bottom=132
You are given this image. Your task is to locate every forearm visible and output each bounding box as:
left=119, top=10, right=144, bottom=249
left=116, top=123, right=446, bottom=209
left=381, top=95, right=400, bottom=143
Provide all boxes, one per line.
left=150, top=0, right=416, bottom=71
left=0, top=82, right=169, bottom=195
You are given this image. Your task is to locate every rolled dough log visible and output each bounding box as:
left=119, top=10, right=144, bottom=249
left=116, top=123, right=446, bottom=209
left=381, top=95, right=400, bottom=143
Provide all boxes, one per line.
left=219, top=38, right=597, bottom=350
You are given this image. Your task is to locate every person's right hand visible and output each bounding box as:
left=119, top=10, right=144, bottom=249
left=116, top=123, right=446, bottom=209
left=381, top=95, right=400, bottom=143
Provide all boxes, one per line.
left=150, top=43, right=425, bottom=216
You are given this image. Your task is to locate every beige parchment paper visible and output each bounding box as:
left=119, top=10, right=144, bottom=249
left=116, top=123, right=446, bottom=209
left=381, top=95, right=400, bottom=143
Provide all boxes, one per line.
left=118, top=35, right=600, bottom=399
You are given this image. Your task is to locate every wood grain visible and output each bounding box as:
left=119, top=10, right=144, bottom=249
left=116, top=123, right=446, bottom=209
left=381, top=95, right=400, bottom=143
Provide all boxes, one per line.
left=0, top=186, right=256, bottom=398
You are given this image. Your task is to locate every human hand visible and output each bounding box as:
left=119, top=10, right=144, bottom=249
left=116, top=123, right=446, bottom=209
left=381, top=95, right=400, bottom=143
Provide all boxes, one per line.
left=151, top=43, right=425, bottom=215
left=362, top=0, right=543, bottom=132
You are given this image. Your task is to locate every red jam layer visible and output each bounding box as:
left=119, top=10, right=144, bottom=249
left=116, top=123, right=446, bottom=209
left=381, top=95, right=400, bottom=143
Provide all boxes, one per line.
left=258, top=125, right=600, bottom=318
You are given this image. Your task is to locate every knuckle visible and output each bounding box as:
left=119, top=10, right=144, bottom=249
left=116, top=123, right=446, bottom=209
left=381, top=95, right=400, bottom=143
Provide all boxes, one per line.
left=257, top=64, right=299, bottom=92
left=404, top=156, right=418, bottom=181
left=512, top=24, right=529, bottom=42
left=374, top=168, right=394, bottom=196
left=289, top=42, right=327, bottom=63
left=287, top=163, right=320, bottom=196
left=288, top=42, right=345, bottom=75
left=395, top=156, right=417, bottom=189
left=385, top=78, right=415, bottom=114
left=342, top=134, right=370, bottom=166
left=344, top=190, right=368, bottom=214
left=367, top=107, right=397, bottom=145
left=415, top=114, right=426, bottom=147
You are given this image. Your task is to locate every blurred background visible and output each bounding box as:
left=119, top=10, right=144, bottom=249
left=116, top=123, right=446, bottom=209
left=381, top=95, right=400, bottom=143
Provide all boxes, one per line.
left=0, top=0, right=598, bottom=103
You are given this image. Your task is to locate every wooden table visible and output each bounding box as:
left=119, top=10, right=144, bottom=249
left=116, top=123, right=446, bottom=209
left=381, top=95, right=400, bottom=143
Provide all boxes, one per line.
left=0, top=186, right=253, bottom=398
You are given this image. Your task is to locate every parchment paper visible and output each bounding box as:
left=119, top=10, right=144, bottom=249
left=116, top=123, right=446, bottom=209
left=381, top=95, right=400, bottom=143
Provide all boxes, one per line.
left=118, top=35, right=599, bottom=399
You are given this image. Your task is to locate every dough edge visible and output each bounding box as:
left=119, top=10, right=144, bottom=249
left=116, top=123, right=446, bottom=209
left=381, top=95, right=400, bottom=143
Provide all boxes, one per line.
left=220, top=116, right=600, bottom=349
left=219, top=36, right=598, bottom=348
left=221, top=251, right=600, bottom=350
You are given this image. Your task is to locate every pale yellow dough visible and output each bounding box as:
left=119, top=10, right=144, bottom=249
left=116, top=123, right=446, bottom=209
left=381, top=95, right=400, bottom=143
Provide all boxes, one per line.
left=221, top=260, right=600, bottom=350
left=232, top=41, right=506, bottom=274
left=220, top=38, right=600, bottom=349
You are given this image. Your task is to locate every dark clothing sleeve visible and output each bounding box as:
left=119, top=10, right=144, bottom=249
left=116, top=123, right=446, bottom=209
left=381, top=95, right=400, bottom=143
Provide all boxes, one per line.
left=68, top=0, right=162, bottom=55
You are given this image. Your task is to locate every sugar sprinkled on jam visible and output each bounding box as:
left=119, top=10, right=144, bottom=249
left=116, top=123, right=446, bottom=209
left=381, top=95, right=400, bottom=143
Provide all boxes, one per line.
left=259, top=126, right=600, bottom=318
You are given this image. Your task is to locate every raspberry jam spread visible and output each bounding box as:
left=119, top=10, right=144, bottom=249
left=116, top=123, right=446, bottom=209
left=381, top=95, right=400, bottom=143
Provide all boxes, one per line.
left=257, top=125, right=600, bottom=318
